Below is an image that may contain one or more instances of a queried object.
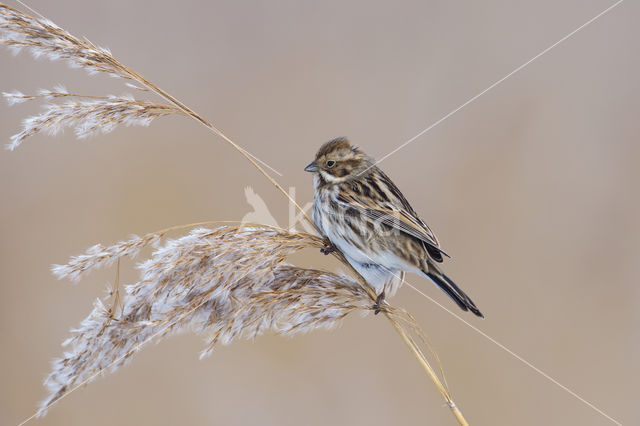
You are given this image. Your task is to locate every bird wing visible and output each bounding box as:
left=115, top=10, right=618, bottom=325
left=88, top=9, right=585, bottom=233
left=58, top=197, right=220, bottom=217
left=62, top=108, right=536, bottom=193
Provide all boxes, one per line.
left=337, top=169, right=448, bottom=259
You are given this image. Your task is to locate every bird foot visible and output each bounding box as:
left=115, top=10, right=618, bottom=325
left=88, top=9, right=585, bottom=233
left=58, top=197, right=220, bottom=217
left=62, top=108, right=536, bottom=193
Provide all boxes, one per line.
left=320, top=241, right=337, bottom=255
left=373, top=291, right=386, bottom=315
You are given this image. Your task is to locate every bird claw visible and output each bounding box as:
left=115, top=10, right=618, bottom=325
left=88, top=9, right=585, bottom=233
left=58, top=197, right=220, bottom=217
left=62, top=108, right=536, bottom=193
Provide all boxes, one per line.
left=373, top=291, right=386, bottom=315
left=320, top=242, right=337, bottom=255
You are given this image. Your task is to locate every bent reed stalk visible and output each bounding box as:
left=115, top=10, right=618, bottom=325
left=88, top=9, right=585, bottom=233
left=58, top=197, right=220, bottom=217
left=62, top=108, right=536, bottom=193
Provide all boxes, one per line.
left=1, top=4, right=468, bottom=424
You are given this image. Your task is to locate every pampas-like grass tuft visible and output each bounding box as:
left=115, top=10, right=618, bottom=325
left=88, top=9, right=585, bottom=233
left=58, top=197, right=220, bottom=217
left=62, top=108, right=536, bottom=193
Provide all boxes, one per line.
left=0, top=3, right=186, bottom=151
left=40, top=225, right=371, bottom=416
left=5, top=91, right=183, bottom=150
left=0, top=4, right=131, bottom=78
left=2, top=3, right=470, bottom=425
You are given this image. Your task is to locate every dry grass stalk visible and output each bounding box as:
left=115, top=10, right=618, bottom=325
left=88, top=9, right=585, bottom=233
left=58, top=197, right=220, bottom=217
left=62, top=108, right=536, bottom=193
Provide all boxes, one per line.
left=0, top=2, right=301, bottom=209
left=0, top=2, right=188, bottom=152
left=40, top=225, right=371, bottom=416
left=0, top=4, right=132, bottom=79
left=2, top=4, right=469, bottom=424
left=4, top=90, right=183, bottom=150
left=51, top=221, right=267, bottom=281
left=51, top=230, right=162, bottom=282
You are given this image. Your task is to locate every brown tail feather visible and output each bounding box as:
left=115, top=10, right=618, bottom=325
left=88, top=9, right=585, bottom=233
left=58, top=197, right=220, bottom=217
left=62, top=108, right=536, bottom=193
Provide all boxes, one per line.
left=422, top=262, right=483, bottom=318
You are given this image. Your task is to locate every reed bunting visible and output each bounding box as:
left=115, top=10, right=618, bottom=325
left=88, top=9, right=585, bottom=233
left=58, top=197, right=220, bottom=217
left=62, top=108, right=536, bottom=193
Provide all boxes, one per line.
left=305, top=137, right=483, bottom=317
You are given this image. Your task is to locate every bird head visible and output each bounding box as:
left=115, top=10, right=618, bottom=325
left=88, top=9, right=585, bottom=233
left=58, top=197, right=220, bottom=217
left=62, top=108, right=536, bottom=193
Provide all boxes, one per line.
left=304, top=137, right=372, bottom=184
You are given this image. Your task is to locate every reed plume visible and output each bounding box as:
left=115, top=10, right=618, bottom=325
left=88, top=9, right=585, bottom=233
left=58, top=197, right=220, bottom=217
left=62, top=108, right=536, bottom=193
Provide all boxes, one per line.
left=41, top=225, right=371, bottom=416
left=1, top=3, right=185, bottom=151
left=4, top=90, right=183, bottom=150
left=0, top=3, right=132, bottom=78
left=2, top=3, right=469, bottom=424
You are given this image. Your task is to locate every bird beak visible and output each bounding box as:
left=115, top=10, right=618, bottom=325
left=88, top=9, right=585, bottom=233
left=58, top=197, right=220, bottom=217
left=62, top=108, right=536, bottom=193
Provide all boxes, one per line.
left=304, top=161, right=319, bottom=172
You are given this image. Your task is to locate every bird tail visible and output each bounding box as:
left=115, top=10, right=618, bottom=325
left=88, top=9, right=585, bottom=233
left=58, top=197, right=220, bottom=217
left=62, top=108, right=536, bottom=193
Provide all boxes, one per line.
left=422, top=262, right=483, bottom=318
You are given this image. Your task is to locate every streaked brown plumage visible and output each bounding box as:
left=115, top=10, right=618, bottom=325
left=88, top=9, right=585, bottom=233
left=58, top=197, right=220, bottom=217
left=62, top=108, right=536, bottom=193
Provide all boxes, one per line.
left=305, top=137, right=483, bottom=317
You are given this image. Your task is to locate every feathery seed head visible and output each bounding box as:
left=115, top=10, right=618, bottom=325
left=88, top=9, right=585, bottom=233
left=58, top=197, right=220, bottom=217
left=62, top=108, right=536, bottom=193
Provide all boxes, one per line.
left=3, top=90, right=31, bottom=105
left=39, top=225, right=374, bottom=416
left=4, top=94, right=183, bottom=150
left=0, top=4, right=130, bottom=79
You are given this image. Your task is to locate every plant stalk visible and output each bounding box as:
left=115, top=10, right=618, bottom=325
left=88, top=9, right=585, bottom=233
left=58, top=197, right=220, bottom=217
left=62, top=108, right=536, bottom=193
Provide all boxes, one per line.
left=385, top=312, right=468, bottom=425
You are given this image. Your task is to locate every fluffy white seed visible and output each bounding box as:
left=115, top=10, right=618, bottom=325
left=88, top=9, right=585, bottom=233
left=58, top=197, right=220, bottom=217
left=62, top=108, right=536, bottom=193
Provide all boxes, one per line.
left=39, top=226, right=371, bottom=417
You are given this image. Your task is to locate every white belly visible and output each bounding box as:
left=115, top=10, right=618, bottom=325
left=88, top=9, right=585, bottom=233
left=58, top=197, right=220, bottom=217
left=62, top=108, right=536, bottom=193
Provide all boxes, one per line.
left=312, top=185, right=415, bottom=296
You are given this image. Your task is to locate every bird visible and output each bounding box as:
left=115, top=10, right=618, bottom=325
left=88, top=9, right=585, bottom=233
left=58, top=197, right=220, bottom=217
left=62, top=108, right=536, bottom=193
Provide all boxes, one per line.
left=304, top=137, right=483, bottom=317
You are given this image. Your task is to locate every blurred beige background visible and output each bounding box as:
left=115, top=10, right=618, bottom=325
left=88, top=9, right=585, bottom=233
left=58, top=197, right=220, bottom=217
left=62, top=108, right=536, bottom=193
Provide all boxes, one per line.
left=1, top=0, right=638, bottom=425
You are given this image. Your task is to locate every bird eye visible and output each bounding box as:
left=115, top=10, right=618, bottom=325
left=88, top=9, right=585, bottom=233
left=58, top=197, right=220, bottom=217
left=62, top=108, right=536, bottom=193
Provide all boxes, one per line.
left=326, top=160, right=336, bottom=168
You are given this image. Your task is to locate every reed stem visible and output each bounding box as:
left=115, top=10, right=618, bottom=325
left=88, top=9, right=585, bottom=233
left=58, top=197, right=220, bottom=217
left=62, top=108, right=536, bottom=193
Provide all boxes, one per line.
left=386, top=312, right=468, bottom=425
